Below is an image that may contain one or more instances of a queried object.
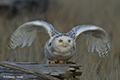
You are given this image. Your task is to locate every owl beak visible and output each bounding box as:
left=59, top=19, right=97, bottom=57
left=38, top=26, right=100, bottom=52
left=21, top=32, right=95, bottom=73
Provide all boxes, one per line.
left=63, top=43, right=68, bottom=47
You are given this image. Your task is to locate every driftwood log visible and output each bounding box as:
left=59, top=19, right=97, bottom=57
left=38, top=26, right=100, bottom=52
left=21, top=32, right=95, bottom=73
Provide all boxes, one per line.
left=0, top=61, right=82, bottom=80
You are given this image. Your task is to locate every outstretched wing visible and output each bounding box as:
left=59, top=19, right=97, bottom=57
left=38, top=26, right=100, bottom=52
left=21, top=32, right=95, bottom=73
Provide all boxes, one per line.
left=67, top=25, right=111, bottom=57
left=8, top=20, right=59, bottom=49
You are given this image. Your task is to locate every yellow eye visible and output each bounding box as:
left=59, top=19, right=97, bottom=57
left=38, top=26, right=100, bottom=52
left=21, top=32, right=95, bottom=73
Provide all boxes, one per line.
left=59, top=40, right=63, bottom=43
left=68, top=40, right=71, bottom=43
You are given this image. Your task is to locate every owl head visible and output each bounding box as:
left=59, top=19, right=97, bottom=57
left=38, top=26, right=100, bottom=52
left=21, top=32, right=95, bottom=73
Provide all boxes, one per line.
left=51, top=36, right=75, bottom=53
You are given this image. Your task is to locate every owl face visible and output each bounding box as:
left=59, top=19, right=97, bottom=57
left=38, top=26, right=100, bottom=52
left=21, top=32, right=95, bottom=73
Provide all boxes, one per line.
left=52, top=36, right=74, bottom=53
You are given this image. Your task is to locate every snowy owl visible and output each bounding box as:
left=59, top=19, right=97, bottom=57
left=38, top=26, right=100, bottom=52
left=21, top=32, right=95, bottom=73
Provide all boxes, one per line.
left=8, top=20, right=111, bottom=63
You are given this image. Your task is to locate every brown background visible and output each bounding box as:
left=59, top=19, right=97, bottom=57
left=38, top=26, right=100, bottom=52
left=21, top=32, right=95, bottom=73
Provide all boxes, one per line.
left=0, top=0, right=119, bottom=80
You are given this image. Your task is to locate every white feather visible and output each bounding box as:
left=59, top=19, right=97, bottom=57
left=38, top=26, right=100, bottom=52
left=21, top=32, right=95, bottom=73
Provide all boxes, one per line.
left=67, top=25, right=111, bottom=57
left=8, top=20, right=60, bottom=49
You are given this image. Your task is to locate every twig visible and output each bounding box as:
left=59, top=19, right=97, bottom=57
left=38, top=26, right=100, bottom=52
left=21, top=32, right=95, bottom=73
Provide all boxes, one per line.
left=0, top=62, right=60, bottom=80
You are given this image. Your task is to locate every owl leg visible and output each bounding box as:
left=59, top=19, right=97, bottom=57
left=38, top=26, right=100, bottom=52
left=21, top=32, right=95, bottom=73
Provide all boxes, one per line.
left=48, top=59, right=58, bottom=64
left=48, top=59, right=70, bottom=64
left=59, top=60, right=68, bottom=64
left=59, top=60, right=64, bottom=64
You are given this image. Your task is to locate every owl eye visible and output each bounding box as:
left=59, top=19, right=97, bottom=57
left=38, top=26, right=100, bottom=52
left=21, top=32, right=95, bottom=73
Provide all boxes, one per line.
left=59, top=39, right=63, bottom=43
left=68, top=40, right=71, bottom=43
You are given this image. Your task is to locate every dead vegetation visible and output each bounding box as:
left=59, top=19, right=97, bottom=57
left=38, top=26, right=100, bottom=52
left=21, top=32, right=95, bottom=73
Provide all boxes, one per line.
left=0, top=0, right=120, bottom=80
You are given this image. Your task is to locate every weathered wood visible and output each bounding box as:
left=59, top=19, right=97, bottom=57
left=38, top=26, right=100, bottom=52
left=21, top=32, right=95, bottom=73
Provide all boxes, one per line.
left=0, top=62, right=60, bottom=80
left=0, top=61, right=82, bottom=80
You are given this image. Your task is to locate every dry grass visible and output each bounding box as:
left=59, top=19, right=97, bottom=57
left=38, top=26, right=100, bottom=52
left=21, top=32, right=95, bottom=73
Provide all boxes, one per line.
left=0, top=0, right=120, bottom=80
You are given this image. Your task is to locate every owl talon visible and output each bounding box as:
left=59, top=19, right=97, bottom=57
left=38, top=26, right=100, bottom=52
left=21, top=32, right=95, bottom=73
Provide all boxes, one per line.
left=49, top=60, right=55, bottom=64
left=48, top=60, right=68, bottom=64
left=48, top=59, right=57, bottom=64
left=59, top=60, right=64, bottom=64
